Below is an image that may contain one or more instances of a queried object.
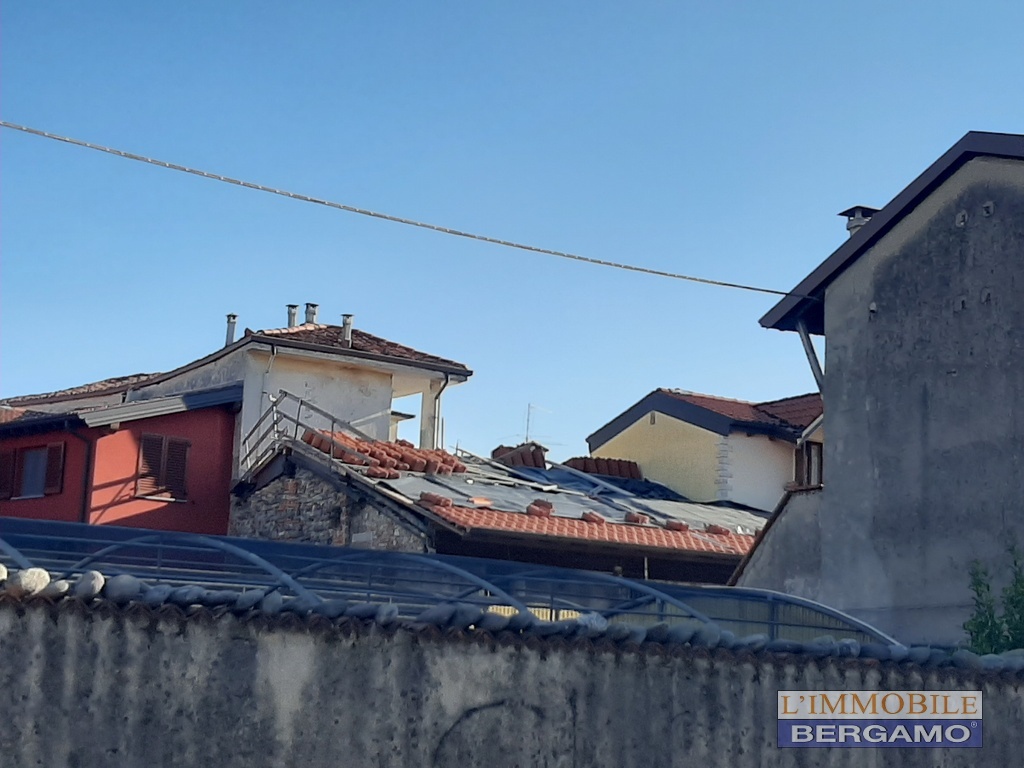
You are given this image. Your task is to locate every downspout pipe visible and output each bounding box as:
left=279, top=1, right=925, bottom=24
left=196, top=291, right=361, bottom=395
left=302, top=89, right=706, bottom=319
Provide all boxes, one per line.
left=433, top=373, right=451, bottom=449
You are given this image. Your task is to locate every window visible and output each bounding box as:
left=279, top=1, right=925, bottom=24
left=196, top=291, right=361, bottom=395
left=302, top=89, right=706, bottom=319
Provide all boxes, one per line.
left=794, top=441, right=823, bottom=489
left=136, top=434, right=190, bottom=500
left=0, top=443, right=65, bottom=500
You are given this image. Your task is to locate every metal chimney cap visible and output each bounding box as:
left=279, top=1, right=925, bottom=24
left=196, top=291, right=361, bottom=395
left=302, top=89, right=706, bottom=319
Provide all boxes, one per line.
left=838, top=205, right=881, bottom=219
left=226, top=313, right=238, bottom=320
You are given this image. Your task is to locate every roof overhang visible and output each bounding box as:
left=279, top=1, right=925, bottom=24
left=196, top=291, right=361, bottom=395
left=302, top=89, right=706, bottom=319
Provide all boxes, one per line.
left=82, top=385, right=243, bottom=427
left=586, top=390, right=799, bottom=452
left=760, top=131, right=1024, bottom=335
left=455, top=525, right=745, bottom=562
left=245, top=334, right=472, bottom=379
left=0, top=412, right=85, bottom=438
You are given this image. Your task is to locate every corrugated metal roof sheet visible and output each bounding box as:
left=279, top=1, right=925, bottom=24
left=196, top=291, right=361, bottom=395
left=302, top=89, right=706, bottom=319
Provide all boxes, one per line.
left=78, top=385, right=244, bottom=427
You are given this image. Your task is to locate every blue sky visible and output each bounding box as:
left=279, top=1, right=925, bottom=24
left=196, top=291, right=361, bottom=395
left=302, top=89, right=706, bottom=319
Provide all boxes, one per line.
left=3, top=3, right=1023, bottom=459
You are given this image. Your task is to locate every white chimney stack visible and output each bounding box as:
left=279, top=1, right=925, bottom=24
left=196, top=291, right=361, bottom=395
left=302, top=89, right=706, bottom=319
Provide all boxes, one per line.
left=839, top=205, right=880, bottom=238
left=305, top=303, right=319, bottom=324
left=225, top=314, right=238, bottom=347
left=286, top=304, right=299, bottom=327
left=342, top=314, right=354, bottom=347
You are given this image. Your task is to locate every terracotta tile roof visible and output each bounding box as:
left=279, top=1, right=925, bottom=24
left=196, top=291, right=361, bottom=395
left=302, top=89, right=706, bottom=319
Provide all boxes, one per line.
left=302, top=429, right=467, bottom=478
left=419, top=503, right=754, bottom=556
left=661, top=389, right=822, bottom=431
left=298, top=429, right=754, bottom=557
left=250, top=323, right=470, bottom=373
left=564, top=456, right=643, bottom=480
left=492, top=443, right=548, bottom=469
left=0, top=373, right=161, bottom=408
left=755, top=393, right=823, bottom=430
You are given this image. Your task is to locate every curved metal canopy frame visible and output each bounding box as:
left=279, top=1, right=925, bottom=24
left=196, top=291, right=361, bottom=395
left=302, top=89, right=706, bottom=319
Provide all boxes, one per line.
left=54, top=533, right=319, bottom=602
left=0, top=519, right=894, bottom=642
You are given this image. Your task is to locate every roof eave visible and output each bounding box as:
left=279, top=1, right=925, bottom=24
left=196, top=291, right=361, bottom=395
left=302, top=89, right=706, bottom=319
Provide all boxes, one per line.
left=760, top=131, right=1024, bottom=334
left=80, top=384, right=244, bottom=428
left=586, top=391, right=733, bottom=451
left=247, top=335, right=473, bottom=378
left=0, top=414, right=85, bottom=438
left=458, top=525, right=746, bottom=562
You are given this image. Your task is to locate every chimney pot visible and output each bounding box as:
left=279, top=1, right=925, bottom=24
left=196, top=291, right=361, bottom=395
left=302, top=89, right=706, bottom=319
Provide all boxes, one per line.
left=838, top=205, right=880, bottom=238
left=342, top=314, right=354, bottom=348
left=286, top=304, right=299, bottom=327
left=225, top=314, right=238, bottom=347
left=305, top=303, right=319, bottom=324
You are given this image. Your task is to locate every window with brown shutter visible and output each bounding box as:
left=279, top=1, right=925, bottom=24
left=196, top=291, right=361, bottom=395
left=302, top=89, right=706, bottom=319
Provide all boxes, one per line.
left=0, top=443, right=66, bottom=500
left=165, top=439, right=189, bottom=498
left=44, top=443, right=64, bottom=495
left=136, top=434, right=190, bottom=500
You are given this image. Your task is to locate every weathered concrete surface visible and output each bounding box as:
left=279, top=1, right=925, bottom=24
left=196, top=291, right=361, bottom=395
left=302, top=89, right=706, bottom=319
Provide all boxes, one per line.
left=0, top=597, right=1020, bottom=767
left=746, top=157, right=1024, bottom=646
left=737, top=489, right=824, bottom=598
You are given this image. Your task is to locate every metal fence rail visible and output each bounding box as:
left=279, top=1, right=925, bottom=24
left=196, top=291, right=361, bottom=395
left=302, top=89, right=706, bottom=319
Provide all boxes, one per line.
left=0, top=517, right=894, bottom=643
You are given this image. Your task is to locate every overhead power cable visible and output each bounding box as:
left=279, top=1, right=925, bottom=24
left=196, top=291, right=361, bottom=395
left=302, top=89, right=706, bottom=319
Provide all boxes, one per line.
left=0, top=120, right=812, bottom=301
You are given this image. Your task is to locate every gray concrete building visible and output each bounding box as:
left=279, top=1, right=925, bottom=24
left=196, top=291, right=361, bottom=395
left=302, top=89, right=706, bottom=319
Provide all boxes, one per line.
left=736, top=131, right=1024, bottom=646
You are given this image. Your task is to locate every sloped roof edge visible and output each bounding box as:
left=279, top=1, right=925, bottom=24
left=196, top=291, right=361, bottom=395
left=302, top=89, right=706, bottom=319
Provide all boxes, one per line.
left=586, top=389, right=810, bottom=452
left=761, top=131, right=1024, bottom=335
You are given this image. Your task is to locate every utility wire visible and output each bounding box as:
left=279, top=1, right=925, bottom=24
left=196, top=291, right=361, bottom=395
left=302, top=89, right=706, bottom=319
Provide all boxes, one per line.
left=0, top=120, right=812, bottom=301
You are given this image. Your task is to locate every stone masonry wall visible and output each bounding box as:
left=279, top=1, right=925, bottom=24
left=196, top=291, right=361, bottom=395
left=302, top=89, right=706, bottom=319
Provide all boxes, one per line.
left=230, top=466, right=426, bottom=552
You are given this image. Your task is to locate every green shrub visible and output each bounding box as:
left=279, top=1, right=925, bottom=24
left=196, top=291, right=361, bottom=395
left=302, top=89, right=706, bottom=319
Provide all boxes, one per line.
left=964, top=546, right=1024, bottom=653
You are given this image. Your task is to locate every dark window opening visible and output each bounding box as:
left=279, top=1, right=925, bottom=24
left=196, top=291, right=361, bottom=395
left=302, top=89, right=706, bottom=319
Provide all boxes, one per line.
left=0, top=443, right=65, bottom=500
left=794, top=441, right=823, bottom=489
left=136, top=434, right=190, bottom=500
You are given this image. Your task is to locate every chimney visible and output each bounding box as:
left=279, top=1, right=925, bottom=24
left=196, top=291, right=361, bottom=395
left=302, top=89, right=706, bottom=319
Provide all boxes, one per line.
left=225, top=314, right=238, bottom=347
left=286, top=304, right=299, bottom=327
left=305, top=303, right=319, bottom=324
left=838, top=205, right=880, bottom=237
left=342, top=314, right=354, bottom=348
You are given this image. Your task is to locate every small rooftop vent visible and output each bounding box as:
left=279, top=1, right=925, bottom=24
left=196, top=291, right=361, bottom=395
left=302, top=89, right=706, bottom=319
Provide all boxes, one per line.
left=838, top=205, right=880, bottom=237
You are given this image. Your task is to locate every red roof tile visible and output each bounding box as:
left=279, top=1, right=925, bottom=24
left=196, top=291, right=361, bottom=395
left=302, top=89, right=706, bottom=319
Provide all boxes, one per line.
left=756, top=393, right=823, bottom=430
left=564, top=456, right=643, bottom=480
left=302, top=429, right=467, bottom=476
left=492, top=443, right=548, bottom=469
left=250, top=323, right=470, bottom=373
left=421, top=504, right=754, bottom=556
left=0, top=373, right=161, bottom=407
left=661, top=389, right=822, bottom=431
left=662, top=390, right=782, bottom=427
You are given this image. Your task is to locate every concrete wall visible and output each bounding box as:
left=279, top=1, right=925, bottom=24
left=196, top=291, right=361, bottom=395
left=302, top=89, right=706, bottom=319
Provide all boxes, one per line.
left=803, top=156, right=1024, bottom=645
left=230, top=466, right=427, bottom=552
left=594, top=413, right=720, bottom=501
left=132, top=346, right=396, bottom=477
left=244, top=350, right=394, bottom=444
left=0, top=597, right=1019, bottom=767
left=723, top=433, right=794, bottom=512
left=736, top=489, right=824, bottom=596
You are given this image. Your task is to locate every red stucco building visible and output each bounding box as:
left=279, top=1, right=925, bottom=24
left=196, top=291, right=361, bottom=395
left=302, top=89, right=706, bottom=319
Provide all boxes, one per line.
left=0, top=387, right=239, bottom=534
